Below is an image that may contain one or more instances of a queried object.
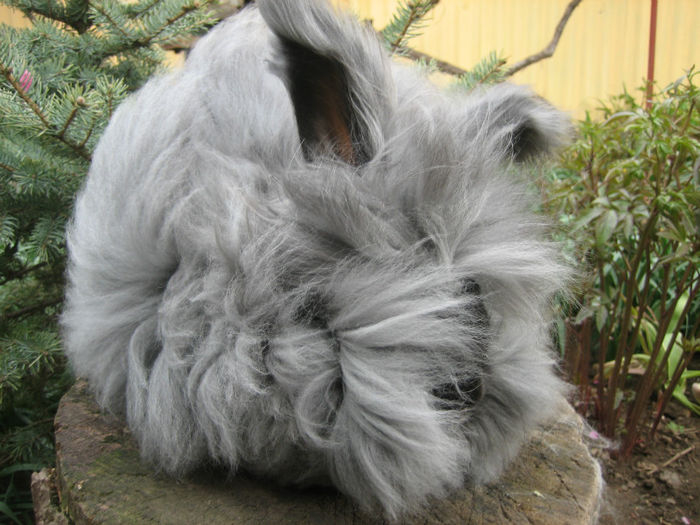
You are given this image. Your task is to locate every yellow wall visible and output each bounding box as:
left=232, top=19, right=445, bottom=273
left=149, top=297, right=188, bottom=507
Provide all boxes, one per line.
left=0, top=6, right=29, bottom=27
left=338, top=0, right=699, bottom=118
left=3, top=2, right=699, bottom=118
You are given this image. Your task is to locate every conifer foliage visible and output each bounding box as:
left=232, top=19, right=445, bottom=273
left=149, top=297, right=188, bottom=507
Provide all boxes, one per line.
left=0, top=1, right=214, bottom=521
left=381, top=0, right=439, bottom=51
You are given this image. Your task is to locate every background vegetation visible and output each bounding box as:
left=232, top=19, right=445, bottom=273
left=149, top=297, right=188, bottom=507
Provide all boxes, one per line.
left=0, top=0, right=697, bottom=522
left=0, top=1, right=216, bottom=521
left=544, top=71, right=699, bottom=456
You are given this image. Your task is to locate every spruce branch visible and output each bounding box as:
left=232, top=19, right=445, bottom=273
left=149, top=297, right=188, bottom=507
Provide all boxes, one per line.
left=57, top=97, right=87, bottom=140
left=78, top=115, right=98, bottom=148
left=0, top=61, right=92, bottom=161
left=0, top=263, right=48, bottom=287
left=382, top=0, right=440, bottom=52
left=456, top=52, right=508, bottom=91
left=88, top=1, right=131, bottom=39
left=0, top=62, right=51, bottom=129
left=106, top=89, right=114, bottom=117
left=0, top=2, right=217, bottom=520
left=11, top=1, right=92, bottom=34
left=88, top=0, right=214, bottom=56
left=0, top=297, right=62, bottom=323
left=130, top=0, right=166, bottom=17
left=137, top=2, right=204, bottom=46
left=476, top=58, right=507, bottom=85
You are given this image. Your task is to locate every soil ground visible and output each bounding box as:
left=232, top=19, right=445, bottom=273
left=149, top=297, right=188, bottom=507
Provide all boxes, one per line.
left=595, top=399, right=699, bottom=525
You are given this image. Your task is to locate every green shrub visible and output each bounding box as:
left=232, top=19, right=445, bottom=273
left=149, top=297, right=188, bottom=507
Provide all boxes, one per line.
left=544, top=69, right=699, bottom=458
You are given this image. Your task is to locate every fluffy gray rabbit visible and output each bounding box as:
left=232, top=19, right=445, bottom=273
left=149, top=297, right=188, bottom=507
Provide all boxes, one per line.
left=62, top=0, right=572, bottom=518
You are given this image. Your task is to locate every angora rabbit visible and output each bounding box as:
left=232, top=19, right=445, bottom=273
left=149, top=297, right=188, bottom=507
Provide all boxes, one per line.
left=62, top=0, right=572, bottom=518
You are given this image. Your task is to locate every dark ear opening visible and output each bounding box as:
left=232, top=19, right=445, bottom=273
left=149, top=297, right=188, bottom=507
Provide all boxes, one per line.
left=464, top=84, right=571, bottom=164
left=511, top=120, right=546, bottom=162
left=277, top=38, right=370, bottom=166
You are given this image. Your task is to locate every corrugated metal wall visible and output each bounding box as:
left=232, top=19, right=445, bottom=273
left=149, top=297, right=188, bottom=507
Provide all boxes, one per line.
left=338, top=0, right=699, bottom=117
left=0, top=5, right=28, bottom=27
left=2, top=1, right=698, bottom=117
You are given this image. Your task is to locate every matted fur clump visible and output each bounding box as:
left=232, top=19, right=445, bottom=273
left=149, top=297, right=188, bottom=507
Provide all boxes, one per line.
left=62, top=0, right=572, bottom=518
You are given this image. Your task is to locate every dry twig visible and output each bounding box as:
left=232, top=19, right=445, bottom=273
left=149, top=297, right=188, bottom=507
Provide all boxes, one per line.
left=505, top=0, right=583, bottom=76
left=650, top=445, right=695, bottom=474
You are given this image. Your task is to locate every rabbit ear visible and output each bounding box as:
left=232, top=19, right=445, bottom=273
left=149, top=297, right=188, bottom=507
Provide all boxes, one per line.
left=462, top=84, right=573, bottom=163
left=507, top=99, right=573, bottom=162
left=259, top=0, right=393, bottom=166
left=274, top=38, right=360, bottom=165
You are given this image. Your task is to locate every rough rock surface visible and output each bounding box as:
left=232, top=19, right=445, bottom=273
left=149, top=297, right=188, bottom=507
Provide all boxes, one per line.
left=31, top=468, right=70, bottom=525
left=55, top=381, right=602, bottom=524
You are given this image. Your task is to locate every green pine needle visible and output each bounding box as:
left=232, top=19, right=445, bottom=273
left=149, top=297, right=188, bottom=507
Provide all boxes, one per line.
left=0, top=1, right=218, bottom=520
left=455, top=51, right=509, bottom=91
left=381, top=0, right=440, bottom=52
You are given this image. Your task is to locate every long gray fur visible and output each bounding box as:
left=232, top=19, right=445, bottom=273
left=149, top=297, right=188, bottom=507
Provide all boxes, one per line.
left=62, top=0, right=572, bottom=518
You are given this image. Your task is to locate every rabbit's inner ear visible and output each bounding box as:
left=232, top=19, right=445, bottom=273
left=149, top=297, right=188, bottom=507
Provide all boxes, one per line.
left=276, top=38, right=365, bottom=166
left=511, top=120, right=549, bottom=162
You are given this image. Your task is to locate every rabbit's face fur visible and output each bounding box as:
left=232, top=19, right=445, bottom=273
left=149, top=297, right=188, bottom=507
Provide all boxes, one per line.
left=62, top=0, right=572, bottom=518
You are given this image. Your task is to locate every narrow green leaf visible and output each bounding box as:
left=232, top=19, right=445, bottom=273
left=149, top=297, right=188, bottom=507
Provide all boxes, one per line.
left=595, top=305, right=608, bottom=332
left=671, top=390, right=700, bottom=416
left=0, top=463, right=45, bottom=477
left=571, top=206, right=603, bottom=231
left=0, top=501, right=22, bottom=525
left=595, top=209, right=618, bottom=248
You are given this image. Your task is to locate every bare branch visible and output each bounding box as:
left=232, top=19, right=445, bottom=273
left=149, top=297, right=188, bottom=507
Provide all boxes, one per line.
left=393, top=0, right=581, bottom=79
left=650, top=446, right=695, bottom=474
left=0, top=262, right=48, bottom=286
left=505, top=0, right=583, bottom=77
left=394, top=46, right=467, bottom=76
left=1, top=297, right=63, bottom=322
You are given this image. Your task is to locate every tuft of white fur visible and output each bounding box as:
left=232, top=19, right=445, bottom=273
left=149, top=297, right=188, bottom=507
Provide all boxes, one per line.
left=62, top=0, right=573, bottom=519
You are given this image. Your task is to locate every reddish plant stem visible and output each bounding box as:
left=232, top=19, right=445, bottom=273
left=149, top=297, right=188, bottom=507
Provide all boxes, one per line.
left=620, top=245, right=654, bottom=384
left=614, top=246, right=654, bottom=426
left=645, top=0, right=658, bottom=110
left=597, top=318, right=610, bottom=430
left=604, top=210, right=659, bottom=434
left=577, top=319, right=593, bottom=415
left=648, top=274, right=699, bottom=391
left=650, top=345, right=697, bottom=438
left=621, top=266, right=695, bottom=457
left=660, top=263, right=670, bottom=314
